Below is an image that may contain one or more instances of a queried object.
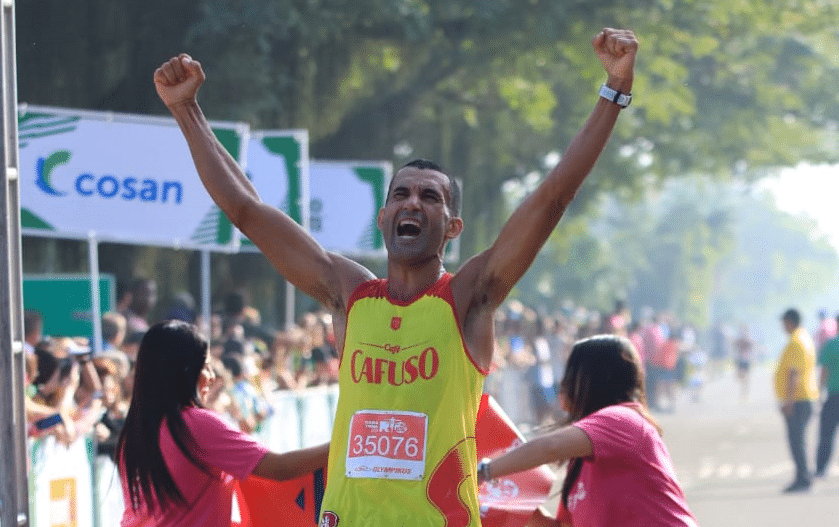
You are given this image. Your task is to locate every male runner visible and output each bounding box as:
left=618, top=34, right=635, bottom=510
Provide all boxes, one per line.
left=154, top=27, right=638, bottom=526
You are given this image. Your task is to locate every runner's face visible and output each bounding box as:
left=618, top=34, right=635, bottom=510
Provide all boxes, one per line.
left=379, top=168, right=457, bottom=263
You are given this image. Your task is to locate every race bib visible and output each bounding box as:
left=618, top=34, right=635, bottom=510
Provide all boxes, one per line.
left=345, top=410, right=428, bottom=480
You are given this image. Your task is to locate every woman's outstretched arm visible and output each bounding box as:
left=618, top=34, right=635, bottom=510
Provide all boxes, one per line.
left=481, top=426, right=592, bottom=482
left=252, top=442, right=330, bottom=481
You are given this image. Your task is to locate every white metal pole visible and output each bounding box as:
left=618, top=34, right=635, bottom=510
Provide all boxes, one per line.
left=201, top=250, right=211, bottom=340
left=88, top=232, right=102, bottom=355
left=0, top=0, right=28, bottom=523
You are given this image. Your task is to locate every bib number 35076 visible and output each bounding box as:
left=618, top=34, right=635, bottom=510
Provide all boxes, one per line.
left=345, top=410, right=428, bottom=480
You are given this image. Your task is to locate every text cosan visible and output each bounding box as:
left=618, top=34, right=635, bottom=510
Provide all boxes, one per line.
left=350, top=347, right=439, bottom=385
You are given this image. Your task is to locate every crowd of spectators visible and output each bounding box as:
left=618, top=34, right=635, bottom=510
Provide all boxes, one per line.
left=24, top=278, right=748, bottom=451
left=22, top=283, right=342, bottom=454
left=487, top=299, right=722, bottom=426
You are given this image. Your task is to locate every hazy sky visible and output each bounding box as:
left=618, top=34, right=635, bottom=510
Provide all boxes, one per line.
left=759, top=163, right=839, bottom=252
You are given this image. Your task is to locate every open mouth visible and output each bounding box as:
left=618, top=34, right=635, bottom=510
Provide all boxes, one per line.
left=397, top=219, right=422, bottom=237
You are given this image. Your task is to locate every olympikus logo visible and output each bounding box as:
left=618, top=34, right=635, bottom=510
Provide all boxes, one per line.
left=350, top=346, right=439, bottom=385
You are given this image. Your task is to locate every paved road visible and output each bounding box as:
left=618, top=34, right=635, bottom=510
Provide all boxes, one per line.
left=656, top=362, right=839, bottom=527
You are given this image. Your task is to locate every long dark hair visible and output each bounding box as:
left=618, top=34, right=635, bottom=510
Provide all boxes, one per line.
left=559, top=335, right=659, bottom=509
left=116, top=320, right=211, bottom=512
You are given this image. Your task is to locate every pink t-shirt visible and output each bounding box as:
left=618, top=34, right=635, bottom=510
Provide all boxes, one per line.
left=557, top=403, right=697, bottom=527
left=120, top=407, right=269, bottom=527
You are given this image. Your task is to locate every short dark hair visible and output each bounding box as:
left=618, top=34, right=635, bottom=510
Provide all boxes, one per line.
left=24, top=310, right=42, bottom=338
left=221, top=353, right=244, bottom=378
left=101, top=312, right=125, bottom=342
left=224, top=290, right=246, bottom=316
left=128, top=276, right=155, bottom=295
left=782, top=308, right=801, bottom=327
left=391, top=159, right=461, bottom=217
left=32, top=345, right=59, bottom=386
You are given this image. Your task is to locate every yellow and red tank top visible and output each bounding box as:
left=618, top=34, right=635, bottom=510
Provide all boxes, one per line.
left=319, top=273, right=487, bottom=527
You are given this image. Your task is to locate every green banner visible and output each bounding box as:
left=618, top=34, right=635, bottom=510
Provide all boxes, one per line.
left=23, top=274, right=115, bottom=338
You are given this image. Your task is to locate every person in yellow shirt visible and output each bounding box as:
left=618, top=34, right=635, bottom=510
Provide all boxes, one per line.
left=774, top=308, right=819, bottom=493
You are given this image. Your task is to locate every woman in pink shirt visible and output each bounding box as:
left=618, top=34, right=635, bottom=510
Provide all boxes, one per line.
left=117, top=320, right=329, bottom=526
left=478, top=335, right=697, bottom=527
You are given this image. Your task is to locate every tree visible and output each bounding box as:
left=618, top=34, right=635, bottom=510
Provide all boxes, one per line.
left=15, top=0, right=839, bottom=327
left=509, top=175, right=838, bottom=334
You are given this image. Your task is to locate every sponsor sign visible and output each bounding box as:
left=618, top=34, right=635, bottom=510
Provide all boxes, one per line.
left=18, top=105, right=244, bottom=250
left=30, top=436, right=94, bottom=527
left=237, top=130, right=309, bottom=250
left=23, top=274, right=115, bottom=338
left=309, top=161, right=390, bottom=257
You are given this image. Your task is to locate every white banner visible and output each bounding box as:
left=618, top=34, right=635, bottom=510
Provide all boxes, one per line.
left=309, top=160, right=390, bottom=257
left=238, top=130, right=309, bottom=252
left=18, top=105, right=245, bottom=250
left=30, top=436, right=94, bottom=527
left=95, top=455, right=124, bottom=527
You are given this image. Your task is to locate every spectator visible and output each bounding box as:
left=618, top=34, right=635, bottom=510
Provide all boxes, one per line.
left=640, top=310, right=665, bottom=410
left=815, top=308, right=837, bottom=352
left=29, top=339, right=105, bottom=443
left=268, top=329, right=303, bottom=391
left=116, top=320, right=328, bottom=525
left=93, top=357, right=129, bottom=458
left=606, top=298, right=629, bottom=336
left=710, top=320, right=732, bottom=379
left=119, top=277, right=158, bottom=335
left=122, top=330, right=146, bottom=364
left=23, top=309, right=43, bottom=353
left=100, top=311, right=131, bottom=378
left=547, top=316, right=574, bottom=407
left=685, top=340, right=708, bottom=404
left=815, top=313, right=839, bottom=477
left=775, top=308, right=818, bottom=493
left=477, top=335, right=697, bottom=526
left=101, top=311, right=127, bottom=352
left=162, top=291, right=197, bottom=324
left=220, top=289, right=273, bottom=350
left=527, top=317, right=558, bottom=425
left=23, top=310, right=43, bottom=381
left=627, top=320, right=644, bottom=366
left=203, top=357, right=245, bottom=426
left=304, top=313, right=339, bottom=386
left=221, top=353, right=270, bottom=434
left=733, top=323, right=756, bottom=401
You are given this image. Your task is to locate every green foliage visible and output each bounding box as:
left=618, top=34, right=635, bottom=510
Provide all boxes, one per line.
left=511, top=176, right=837, bottom=331
left=715, top=190, right=839, bottom=324
left=15, top=0, right=839, bottom=328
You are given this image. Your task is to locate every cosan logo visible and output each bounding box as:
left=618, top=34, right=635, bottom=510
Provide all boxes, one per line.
left=36, top=150, right=184, bottom=204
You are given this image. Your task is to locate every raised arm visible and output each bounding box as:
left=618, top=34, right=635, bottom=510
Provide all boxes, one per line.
left=154, top=55, right=373, bottom=311
left=456, top=29, right=638, bottom=311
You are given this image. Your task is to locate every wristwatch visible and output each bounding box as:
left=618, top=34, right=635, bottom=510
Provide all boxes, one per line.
left=478, top=457, right=492, bottom=482
left=599, top=84, right=632, bottom=108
